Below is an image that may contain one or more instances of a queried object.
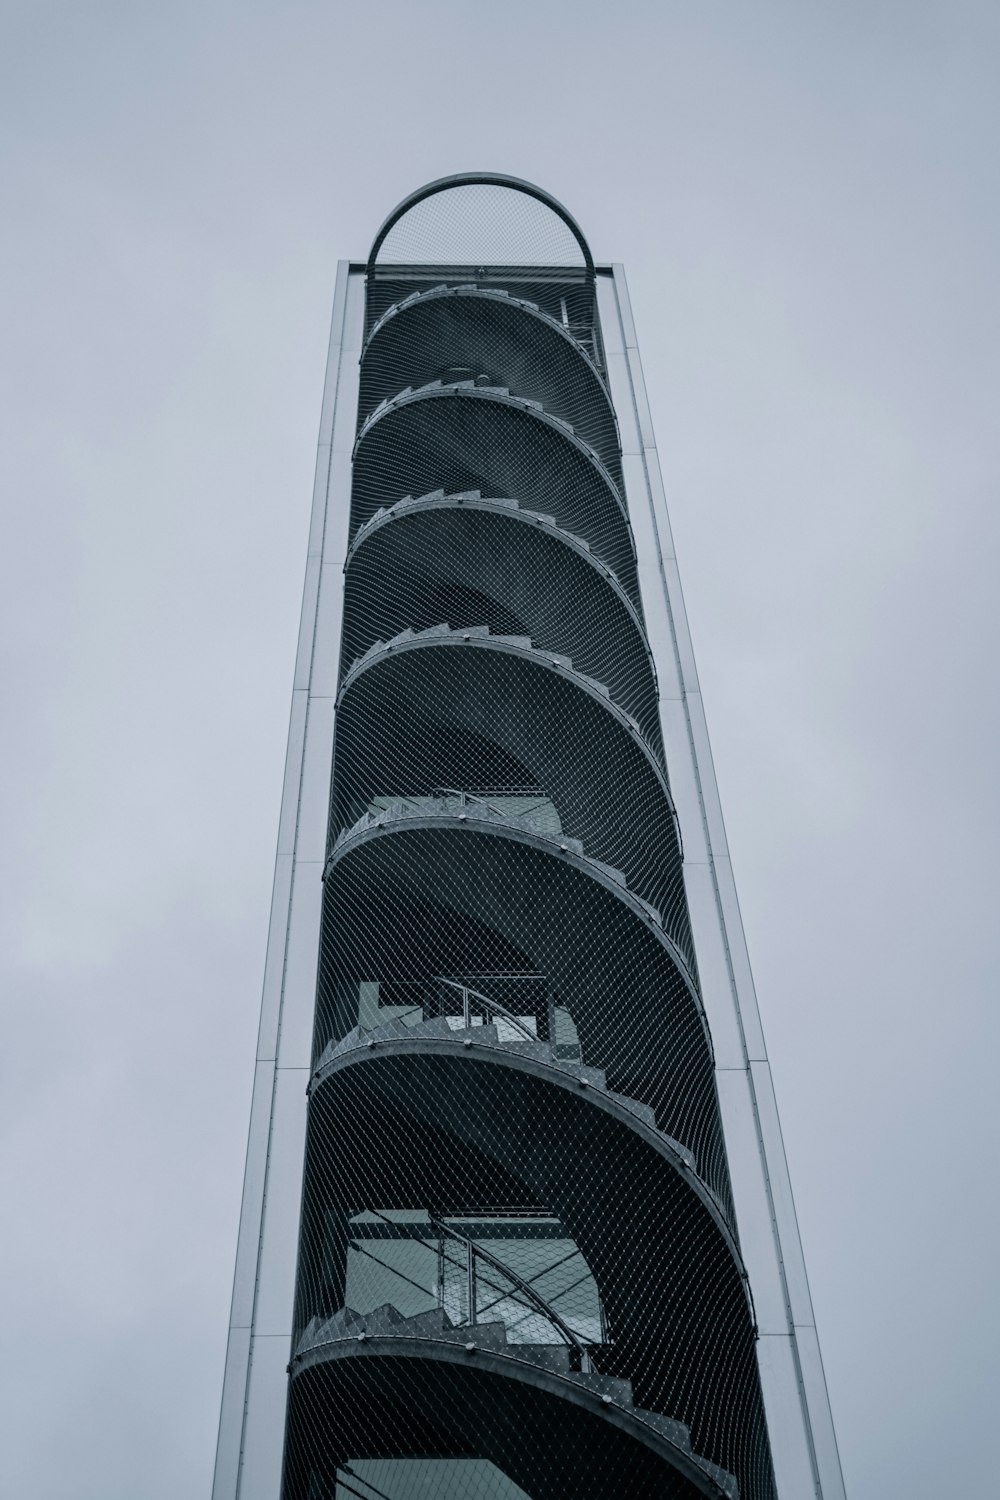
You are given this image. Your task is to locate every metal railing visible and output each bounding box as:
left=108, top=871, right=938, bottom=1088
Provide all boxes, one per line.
left=429, top=1214, right=596, bottom=1372
left=351, top=1206, right=601, bottom=1372
left=366, top=785, right=561, bottom=835
left=435, top=977, right=539, bottom=1044
left=352, top=972, right=583, bottom=1060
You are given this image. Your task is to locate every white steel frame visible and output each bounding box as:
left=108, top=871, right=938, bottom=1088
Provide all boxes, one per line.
left=598, top=266, right=845, bottom=1500
left=212, top=262, right=364, bottom=1500
left=212, top=257, right=845, bottom=1500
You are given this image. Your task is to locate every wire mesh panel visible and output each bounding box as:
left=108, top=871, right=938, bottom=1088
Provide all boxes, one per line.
left=341, top=496, right=662, bottom=754
left=361, top=287, right=619, bottom=475
left=331, top=635, right=692, bottom=961
left=280, top=177, right=777, bottom=1500
left=292, top=1045, right=769, bottom=1500
left=351, top=387, right=639, bottom=605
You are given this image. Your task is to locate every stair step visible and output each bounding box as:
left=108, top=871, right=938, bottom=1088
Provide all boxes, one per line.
left=607, top=1091, right=656, bottom=1128
left=633, top=1408, right=691, bottom=1451
left=632, top=1412, right=739, bottom=1499
left=440, top=1319, right=509, bottom=1353
left=690, top=1455, right=740, bottom=1500
left=569, top=1370, right=634, bottom=1406
left=380, top=1306, right=450, bottom=1340
left=352, top=1306, right=511, bottom=1352
left=507, top=1343, right=572, bottom=1374
left=298, top=1304, right=365, bottom=1350
left=351, top=1302, right=414, bottom=1335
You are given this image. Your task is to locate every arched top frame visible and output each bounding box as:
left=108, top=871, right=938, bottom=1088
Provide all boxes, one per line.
left=367, top=172, right=595, bottom=278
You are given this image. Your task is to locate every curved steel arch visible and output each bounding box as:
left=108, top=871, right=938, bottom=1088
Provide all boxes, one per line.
left=367, top=172, right=595, bottom=277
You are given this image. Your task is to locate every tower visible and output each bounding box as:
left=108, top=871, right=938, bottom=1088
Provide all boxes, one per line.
left=213, top=175, right=845, bottom=1500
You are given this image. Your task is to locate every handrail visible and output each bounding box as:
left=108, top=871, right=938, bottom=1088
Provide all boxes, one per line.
left=347, top=970, right=583, bottom=1064
left=430, top=785, right=554, bottom=822
left=372, top=788, right=547, bottom=817
left=427, top=1214, right=595, bottom=1372
left=359, top=1206, right=597, bottom=1371
left=431, top=786, right=534, bottom=804
left=435, top=976, right=539, bottom=1045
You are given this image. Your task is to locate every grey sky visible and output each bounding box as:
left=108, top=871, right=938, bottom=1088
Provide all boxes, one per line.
left=1, top=3, right=997, bottom=1496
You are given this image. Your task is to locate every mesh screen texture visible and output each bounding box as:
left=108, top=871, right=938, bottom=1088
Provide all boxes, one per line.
left=331, top=633, right=692, bottom=966
left=317, top=821, right=724, bottom=1202
left=352, top=385, right=639, bottom=607
left=293, top=1057, right=767, bottom=1500
left=364, top=273, right=598, bottom=364
left=282, top=215, right=776, bottom=1500
left=341, top=496, right=662, bottom=756
left=360, top=287, right=618, bottom=478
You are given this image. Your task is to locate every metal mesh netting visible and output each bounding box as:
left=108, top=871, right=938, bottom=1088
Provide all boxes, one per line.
left=330, top=634, right=692, bottom=965
left=282, top=181, right=776, bottom=1500
left=290, top=1057, right=770, bottom=1500
left=316, top=822, right=724, bottom=1204
left=360, top=287, right=615, bottom=467
left=373, top=182, right=588, bottom=270
left=342, top=496, right=661, bottom=754
left=352, top=385, right=639, bottom=606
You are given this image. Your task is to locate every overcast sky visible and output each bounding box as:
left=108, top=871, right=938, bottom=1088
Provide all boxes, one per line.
left=2, top=3, right=998, bottom=1497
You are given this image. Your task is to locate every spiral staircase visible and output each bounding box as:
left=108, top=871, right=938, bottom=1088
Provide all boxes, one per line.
left=278, top=178, right=779, bottom=1500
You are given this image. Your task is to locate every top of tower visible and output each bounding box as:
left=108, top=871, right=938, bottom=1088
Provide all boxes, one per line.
left=367, top=173, right=594, bottom=276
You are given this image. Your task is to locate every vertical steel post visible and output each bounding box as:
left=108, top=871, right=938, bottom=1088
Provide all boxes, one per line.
left=211, top=262, right=365, bottom=1500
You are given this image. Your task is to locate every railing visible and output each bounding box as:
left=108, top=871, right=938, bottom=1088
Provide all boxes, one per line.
left=431, top=784, right=540, bottom=807
left=350, top=1206, right=602, bottom=1371
left=365, top=785, right=562, bottom=837
left=435, top=977, right=538, bottom=1044
left=353, top=973, right=582, bottom=1059
left=429, top=1214, right=596, bottom=1372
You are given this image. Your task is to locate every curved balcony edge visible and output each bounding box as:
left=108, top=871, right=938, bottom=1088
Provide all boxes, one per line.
left=288, top=1324, right=738, bottom=1500
left=309, top=1020, right=745, bottom=1289
left=353, top=380, right=629, bottom=532
left=323, top=805, right=703, bottom=1033
left=337, top=623, right=673, bottom=827
left=363, top=282, right=614, bottom=407
left=347, top=488, right=652, bottom=663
